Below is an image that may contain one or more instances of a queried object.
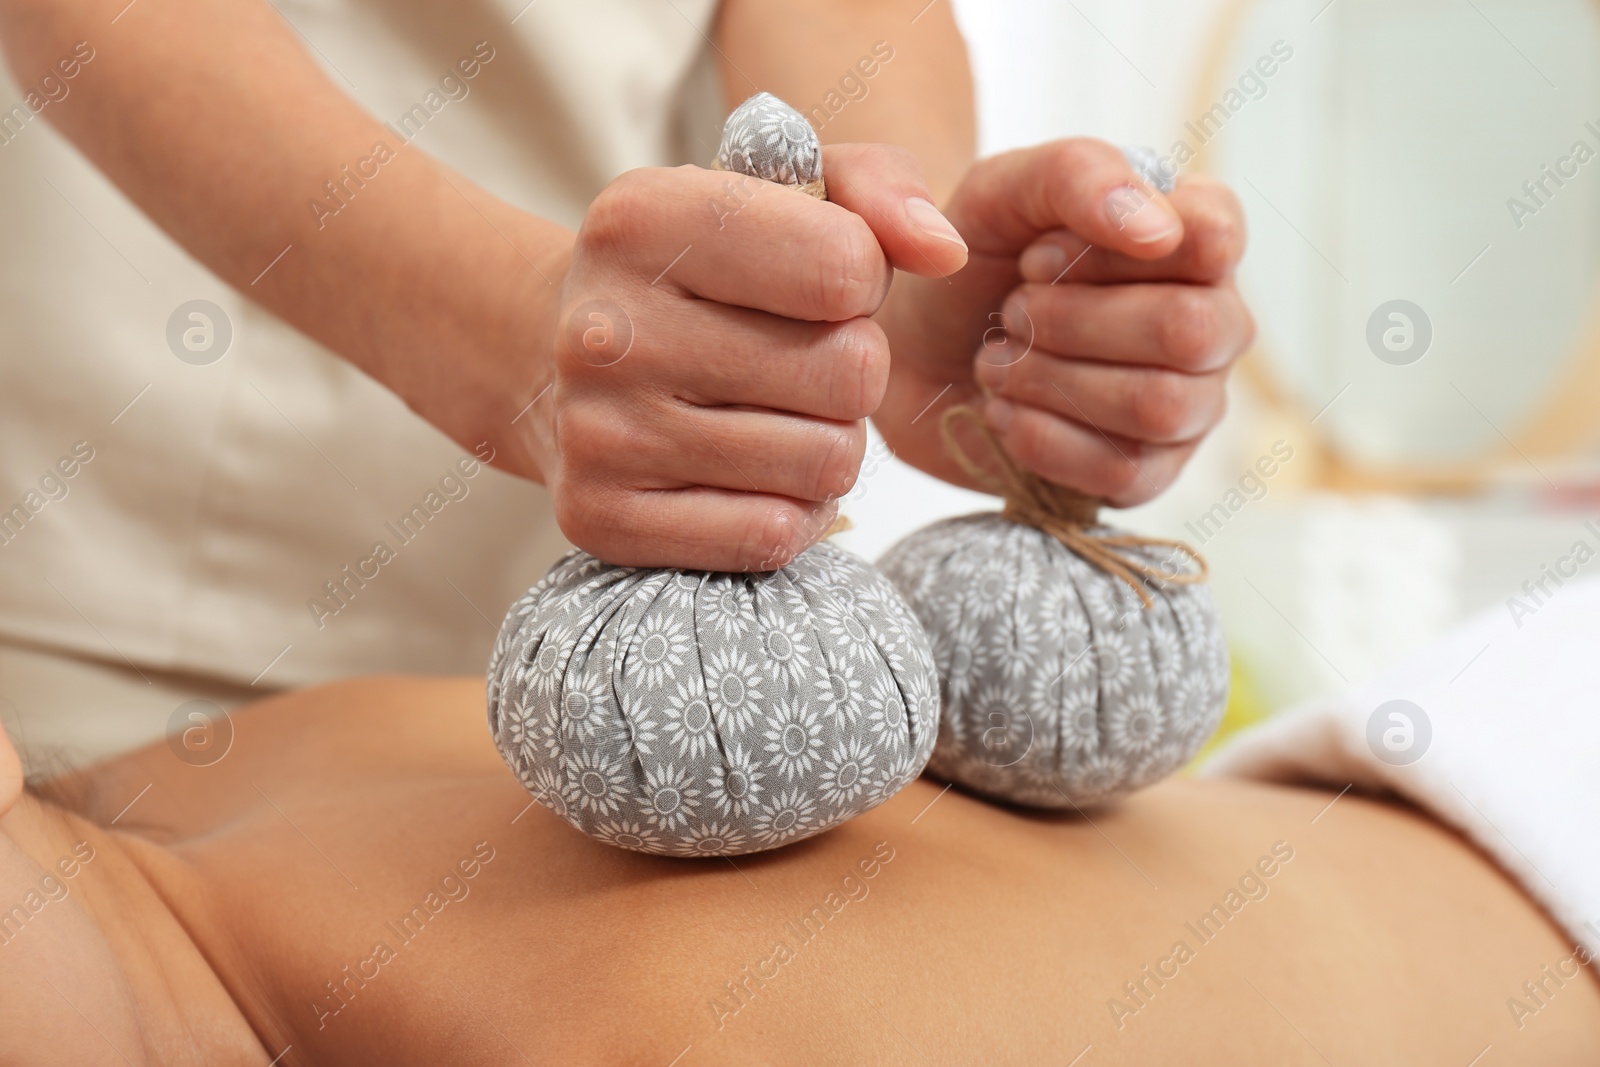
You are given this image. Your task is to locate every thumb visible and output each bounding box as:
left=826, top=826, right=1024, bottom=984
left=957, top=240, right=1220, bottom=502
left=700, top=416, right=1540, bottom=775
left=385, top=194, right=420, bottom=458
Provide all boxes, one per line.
left=948, top=138, right=1185, bottom=261
left=821, top=143, right=969, bottom=279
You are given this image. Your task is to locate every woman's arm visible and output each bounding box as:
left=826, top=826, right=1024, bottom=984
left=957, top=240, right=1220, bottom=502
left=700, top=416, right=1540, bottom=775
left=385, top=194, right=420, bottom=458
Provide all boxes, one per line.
left=0, top=0, right=565, bottom=482
left=0, top=0, right=968, bottom=570
left=715, top=0, right=977, bottom=202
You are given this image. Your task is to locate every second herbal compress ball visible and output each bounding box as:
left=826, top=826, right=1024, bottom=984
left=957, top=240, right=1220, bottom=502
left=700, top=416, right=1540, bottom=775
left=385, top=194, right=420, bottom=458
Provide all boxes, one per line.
left=487, top=543, right=940, bottom=856
left=880, top=515, right=1228, bottom=808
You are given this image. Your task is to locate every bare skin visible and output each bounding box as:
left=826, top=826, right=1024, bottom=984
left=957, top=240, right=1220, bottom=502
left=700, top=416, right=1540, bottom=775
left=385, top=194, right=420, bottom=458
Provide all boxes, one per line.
left=0, top=0, right=975, bottom=571
left=0, top=0, right=1253, bottom=569
left=1, top=677, right=1595, bottom=1065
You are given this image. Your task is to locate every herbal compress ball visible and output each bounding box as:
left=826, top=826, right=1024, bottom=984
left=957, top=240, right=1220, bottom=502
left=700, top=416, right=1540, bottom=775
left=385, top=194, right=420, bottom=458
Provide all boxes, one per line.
left=485, top=93, right=942, bottom=857
left=879, top=515, right=1228, bottom=809
left=487, top=543, right=941, bottom=857
left=713, top=91, right=825, bottom=196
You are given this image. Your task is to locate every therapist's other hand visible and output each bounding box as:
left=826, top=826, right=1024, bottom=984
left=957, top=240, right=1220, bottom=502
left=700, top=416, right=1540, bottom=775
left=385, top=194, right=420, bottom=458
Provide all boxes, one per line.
left=521, top=145, right=967, bottom=571
left=872, top=140, right=1253, bottom=506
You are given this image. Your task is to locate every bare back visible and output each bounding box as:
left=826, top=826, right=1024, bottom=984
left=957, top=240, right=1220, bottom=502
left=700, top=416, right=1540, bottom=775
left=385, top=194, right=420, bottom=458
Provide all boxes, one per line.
left=10, top=677, right=1598, bottom=1066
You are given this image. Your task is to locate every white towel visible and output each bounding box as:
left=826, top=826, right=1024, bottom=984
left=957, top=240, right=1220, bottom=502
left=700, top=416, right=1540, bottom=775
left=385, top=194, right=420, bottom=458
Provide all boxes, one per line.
left=1204, top=575, right=1600, bottom=955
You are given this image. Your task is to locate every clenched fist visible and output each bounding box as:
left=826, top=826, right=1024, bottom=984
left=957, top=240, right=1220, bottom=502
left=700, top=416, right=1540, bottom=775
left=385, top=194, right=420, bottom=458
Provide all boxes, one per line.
left=874, top=139, right=1255, bottom=506
left=519, top=145, right=968, bottom=571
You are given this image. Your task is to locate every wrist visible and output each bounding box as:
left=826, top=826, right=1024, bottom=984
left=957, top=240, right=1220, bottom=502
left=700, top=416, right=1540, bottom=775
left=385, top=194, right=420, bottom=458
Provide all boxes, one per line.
left=371, top=181, right=574, bottom=486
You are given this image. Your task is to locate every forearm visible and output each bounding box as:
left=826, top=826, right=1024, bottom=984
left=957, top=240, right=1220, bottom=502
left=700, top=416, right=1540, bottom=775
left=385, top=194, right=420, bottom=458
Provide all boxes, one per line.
left=714, top=0, right=975, bottom=202
left=0, top=0, right=569, bottom=477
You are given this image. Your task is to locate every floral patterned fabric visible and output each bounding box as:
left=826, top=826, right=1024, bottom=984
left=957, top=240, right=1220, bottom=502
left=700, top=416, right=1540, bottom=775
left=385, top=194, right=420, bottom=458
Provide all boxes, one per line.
left=487, top=543, right=940, bottom=856
left=1121, top=144, right=1177, bottom=194
left=879, top=514, right=1229, bottom=809
left=715, top=92, right=823, bottom=187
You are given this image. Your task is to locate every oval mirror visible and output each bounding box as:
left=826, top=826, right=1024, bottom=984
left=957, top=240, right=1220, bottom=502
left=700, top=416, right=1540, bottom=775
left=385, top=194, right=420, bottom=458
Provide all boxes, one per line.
left=1194, top=0, right=1600, bottom=490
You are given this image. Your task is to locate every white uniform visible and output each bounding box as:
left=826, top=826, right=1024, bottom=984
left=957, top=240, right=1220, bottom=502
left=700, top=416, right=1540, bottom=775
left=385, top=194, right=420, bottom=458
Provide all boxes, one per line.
left=0, top=0, right=721, bottom=770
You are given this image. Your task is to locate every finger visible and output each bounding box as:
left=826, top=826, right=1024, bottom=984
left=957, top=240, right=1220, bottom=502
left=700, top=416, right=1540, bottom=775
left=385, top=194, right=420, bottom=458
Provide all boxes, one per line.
left=947, top=138, right=1184, bottom=261
left=631, top=300, right=889, bottom=422
left=562, top=486, right=839, bottom=572
left=985, top=280, right=1253, bottom=374
left=976, top=350, right=1228, bottom=446
left=821, top=143, right=969, bottom=279
left=631, top=408, right=867, bottom=503
left=982, top=398, right=1198, bottom=508
left=581, top=166, right=891, bottom=321
left=1017, top=176, right=1247, bottom=286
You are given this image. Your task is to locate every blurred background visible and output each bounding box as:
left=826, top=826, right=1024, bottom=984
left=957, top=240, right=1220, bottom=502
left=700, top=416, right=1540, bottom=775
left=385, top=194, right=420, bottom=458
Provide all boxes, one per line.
left=6, top=0, right=1599, bottom=762
left=838, top=0, right=1600, bottom=735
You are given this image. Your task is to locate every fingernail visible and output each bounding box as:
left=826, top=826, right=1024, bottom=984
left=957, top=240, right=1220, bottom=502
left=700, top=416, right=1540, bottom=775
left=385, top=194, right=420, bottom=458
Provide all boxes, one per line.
left=1019, top=243, right=1067, bottom=281
left=985, top=397, right=1015, bottom=433
left=1104, top=186, right=1180, bottom=244
left=905, top=197, right=967, bottom=251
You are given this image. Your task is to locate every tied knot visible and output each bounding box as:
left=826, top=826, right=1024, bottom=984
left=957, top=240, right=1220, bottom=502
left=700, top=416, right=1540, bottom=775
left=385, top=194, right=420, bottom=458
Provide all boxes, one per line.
left=939, top=405, right=1209, bottom=608
left=709, top=157, right=828, bottom=201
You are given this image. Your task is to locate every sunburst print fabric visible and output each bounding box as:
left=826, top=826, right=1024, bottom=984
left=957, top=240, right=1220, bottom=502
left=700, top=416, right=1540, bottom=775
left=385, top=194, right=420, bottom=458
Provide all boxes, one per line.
left=879, top=514, right=1229, bottom=809
left=488, top=542, right=940, bottom=857
left=715, top=91, right=823, bottom=187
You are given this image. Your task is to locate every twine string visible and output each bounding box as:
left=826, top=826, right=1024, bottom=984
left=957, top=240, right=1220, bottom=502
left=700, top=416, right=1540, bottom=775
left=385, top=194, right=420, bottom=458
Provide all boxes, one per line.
left=709, top=157, right=827, bottom=201
left=713, top=126, right=1191, bottom=594
left=939, top=405, right=1208, bottom=608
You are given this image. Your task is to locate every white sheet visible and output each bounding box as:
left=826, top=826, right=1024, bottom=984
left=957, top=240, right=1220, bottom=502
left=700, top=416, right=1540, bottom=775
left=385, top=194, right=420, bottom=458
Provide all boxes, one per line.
left=1205, top=575, right=1600, bottom=955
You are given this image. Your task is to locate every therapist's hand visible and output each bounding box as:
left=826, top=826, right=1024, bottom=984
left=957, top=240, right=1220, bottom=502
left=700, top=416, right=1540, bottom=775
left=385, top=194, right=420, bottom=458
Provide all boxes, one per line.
left=519, top=145, right=967, bottom=571
left=872, top=139, right=1253, bottom=505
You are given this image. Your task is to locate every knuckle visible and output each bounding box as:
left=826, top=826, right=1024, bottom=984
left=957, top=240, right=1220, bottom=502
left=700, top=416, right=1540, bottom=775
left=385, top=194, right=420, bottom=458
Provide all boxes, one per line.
left=557, top=403, right=644, bottom=477
left=1105, top=484, right=1156, bottom=509
left=1186, top=195, right=1247, bottom=279
left=1161, top=290, right=1218, bottom=368
left=554, top=312, right=607, bottom=376
left=1097, top=452, right=1149, bottom=503
left=1131, top=371, right=1195, bottom=442
left=875, top=143, right=922, bottom=174
left=578, top=171, right=653, bottom=256
left=745, top=503, right=808, bottom=571
left=990, top=362, right=1039, bottom=410
left=806, top=425, right=866, bottom=501
left=823, top=319, right=890, bottom=419
left=1003, top=410, right=1144, bottom=502
left=1108, top=447, right=1180, bottom=508
left=1006, top=286, right=1048, bottom=354
left=1003, top=410, right=1053, bottom=475
left=1046, top=137, right=1104, bottom=173
left=812, top=217, right=887, bottom=319
left=1238, top=300, right=1259, bottom=354
left=552, top=406, right=599, bottom=468
left=845, top=142, right=925, bottom=185
left=559, top=293, right=643, bottom=373
left=551, top=475, right=614, bottom=552
left=610, top=411, right=657, bottom=460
